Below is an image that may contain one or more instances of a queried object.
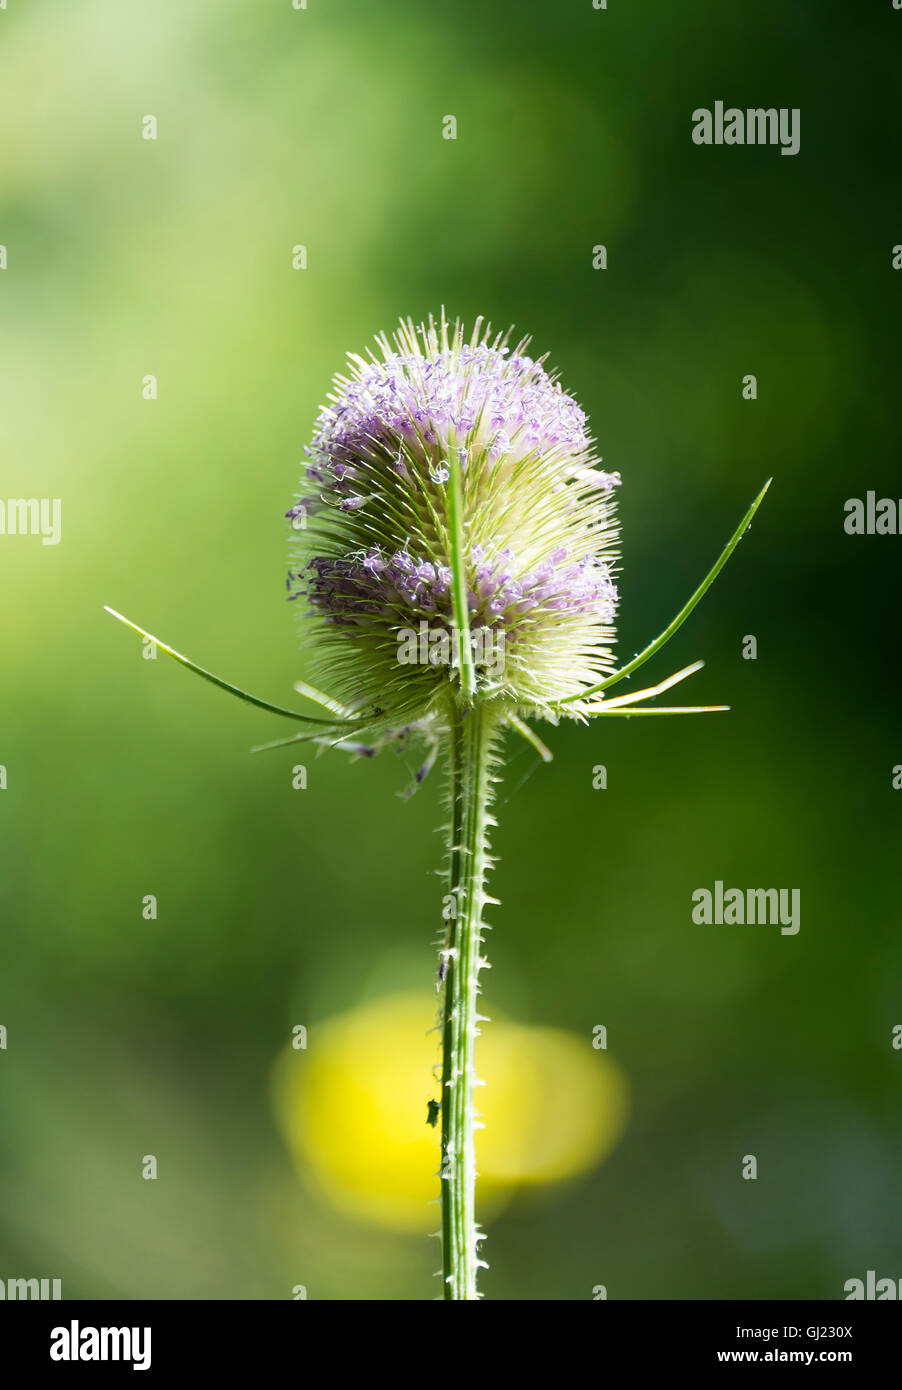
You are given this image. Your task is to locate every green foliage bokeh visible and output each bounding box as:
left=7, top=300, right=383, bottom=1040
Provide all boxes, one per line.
left=1, top=0, right=899, bottom=1299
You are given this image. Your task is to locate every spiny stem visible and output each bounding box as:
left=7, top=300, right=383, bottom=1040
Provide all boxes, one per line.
left=440, top=701, right=499, bottom=1299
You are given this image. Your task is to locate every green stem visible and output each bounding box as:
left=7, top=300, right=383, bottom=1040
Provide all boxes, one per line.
left=447, top=453, right=477, bottom=701
left=441, top=701, right=499, bottom=1299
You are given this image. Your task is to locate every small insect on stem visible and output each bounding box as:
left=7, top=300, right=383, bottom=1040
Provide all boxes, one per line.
left=436, top=936, right=453, bottom=987
left=426, top=1099, right=441, bottom=1128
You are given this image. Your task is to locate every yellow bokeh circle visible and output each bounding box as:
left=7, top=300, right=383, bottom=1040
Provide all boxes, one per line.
left=272, top=992, right=628, bottom=1232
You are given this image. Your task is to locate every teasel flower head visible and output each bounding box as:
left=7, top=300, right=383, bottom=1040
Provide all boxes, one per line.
left=107, top=314, right=766, bottom=767
left=287, top=312, right=622, bottom=728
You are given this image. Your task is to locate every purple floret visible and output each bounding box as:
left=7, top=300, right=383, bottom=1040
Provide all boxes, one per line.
left=297, top=545, right=617, bottom=635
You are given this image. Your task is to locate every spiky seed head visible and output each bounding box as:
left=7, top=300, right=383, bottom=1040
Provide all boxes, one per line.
left=287, top=313, right=620, bottom=724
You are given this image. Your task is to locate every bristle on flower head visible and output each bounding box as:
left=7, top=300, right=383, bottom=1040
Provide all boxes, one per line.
left=287, top=312, right=620, bottom=720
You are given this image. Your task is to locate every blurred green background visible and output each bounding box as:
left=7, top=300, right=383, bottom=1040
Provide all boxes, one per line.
left=1, top=0, right=900, bottom=1300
